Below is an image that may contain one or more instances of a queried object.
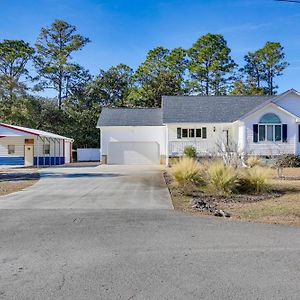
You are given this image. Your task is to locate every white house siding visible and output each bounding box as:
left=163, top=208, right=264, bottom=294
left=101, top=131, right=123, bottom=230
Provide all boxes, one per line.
left=244, top=103, right=297, bottom=156
left=275, top=93, right=300, bottom=118
left=167, top=123, right=234, bottom=156
left=100, top=126, right=166, bottom=162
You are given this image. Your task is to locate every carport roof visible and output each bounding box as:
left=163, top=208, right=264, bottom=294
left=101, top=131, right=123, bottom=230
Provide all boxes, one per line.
left=97, top=108, right=163, bottom=126
left=0, top=123, right=74, bottom=141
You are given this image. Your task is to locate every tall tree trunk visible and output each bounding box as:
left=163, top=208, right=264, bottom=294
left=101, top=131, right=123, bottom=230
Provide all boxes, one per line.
left=58, top=69, right=63, bottom=109
left=58, top=79, right=62, bottom=109
left=270, top=69, right=273, bottom=95
left=205, top=66, right=209, bottom=95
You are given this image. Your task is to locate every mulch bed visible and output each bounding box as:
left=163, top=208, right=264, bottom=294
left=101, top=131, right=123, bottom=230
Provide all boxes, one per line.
left=163, top=171, right=282, bottom=217
left=164, top=171, right=281, bottom=204
left=191, top=192, right=282, bottom=205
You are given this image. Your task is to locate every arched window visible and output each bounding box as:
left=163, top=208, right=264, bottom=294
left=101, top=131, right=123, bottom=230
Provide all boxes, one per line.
left=255, top=113, right=283, bottom=142
left=259, top=113, right=281, bottom=124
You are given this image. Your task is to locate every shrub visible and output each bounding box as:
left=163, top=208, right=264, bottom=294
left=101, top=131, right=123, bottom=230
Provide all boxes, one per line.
left=274, top=154, right=300, bottom=168
left=183, top=146, right=197, bottom=159
left=246, top=156, right=261, bottom=168
left=170, top=157, right=203, bottom=194
left=205, top=161, right=239, bottom=195
left=238, top=166, right=269, bottom=194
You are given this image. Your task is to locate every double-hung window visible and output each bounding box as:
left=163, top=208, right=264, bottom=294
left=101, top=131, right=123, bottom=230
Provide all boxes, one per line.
left=177, top=127, right=207, bottom=139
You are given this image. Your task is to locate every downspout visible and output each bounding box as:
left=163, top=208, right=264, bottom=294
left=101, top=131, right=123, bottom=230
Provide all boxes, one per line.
left=70, top=141, right=73, bottom=163
left=53, top=138, right=56, bottom=166
left=165, top=125, right=169, bottom=166
left=37, top=136, right=39, bottom=168
left=62, top=139, right=65, bottom=164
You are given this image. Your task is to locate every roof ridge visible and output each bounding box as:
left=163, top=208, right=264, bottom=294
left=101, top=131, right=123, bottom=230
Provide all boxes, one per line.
left=102, top=107, right=161, bottom=110
left=162, top=95, right=273, bottom=98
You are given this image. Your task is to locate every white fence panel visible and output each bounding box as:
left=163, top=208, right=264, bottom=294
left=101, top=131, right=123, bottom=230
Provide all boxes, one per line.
left=77, top=148, right=101, bottom=161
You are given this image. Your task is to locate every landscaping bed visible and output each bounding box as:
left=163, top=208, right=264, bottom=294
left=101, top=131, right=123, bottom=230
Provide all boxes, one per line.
left=0, top=168, right=40, bottom=196
left=165, top=157, right=300, bottom=227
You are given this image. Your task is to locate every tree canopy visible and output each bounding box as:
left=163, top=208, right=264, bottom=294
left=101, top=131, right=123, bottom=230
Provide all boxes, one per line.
left=0, top=20, right=290, bottom=148
left=34, top=20, right=90, bottom=109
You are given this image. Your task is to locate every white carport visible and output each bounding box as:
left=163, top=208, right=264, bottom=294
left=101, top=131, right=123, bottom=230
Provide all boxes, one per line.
left=0, top=123, right=73, bottom=166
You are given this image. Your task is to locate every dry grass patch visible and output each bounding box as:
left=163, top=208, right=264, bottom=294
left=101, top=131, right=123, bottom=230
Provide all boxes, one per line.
left=221, top=167, right=300, bottom=226
left=165, top=164, right=300, bottom=227
left=0, top=168, right=39, bottom=196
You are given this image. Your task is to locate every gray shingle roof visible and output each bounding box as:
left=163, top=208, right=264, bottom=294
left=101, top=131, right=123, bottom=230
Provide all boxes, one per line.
left=97, top=108, right=163, bottom=126
left=162, top=95, right=274, bottom=123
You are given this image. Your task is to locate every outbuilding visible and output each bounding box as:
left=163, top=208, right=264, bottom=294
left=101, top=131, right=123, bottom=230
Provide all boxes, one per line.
left=0, top=123, right=73, bottom=166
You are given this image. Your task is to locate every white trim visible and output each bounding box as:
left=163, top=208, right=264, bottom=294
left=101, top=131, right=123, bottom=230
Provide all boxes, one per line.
left=240, top=89, right=300, bottom=121
left=243, top=102, right=299, bottom=122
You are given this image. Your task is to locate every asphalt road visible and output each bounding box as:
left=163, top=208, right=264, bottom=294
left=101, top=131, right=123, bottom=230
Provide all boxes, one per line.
left=0, top=164, right=172, bottom=209
left=1, top=209, right=300, bottom=300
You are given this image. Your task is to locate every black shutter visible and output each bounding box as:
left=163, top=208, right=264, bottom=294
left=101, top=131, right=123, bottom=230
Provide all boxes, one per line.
left=202, top=127, right=207, bottom=139
left=298, top=124, right=300, bottom=143
left=253, top=124, right=258, bottom=143
left=282, top=124, right=288, bottom=143
left=177, top=127, right=181, bottom=139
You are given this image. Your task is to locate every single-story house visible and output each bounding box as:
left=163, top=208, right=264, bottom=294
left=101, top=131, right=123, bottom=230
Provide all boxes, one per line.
left=97, top=89, right=300, bottom=165
left=0, top=123, right=73, bottom=166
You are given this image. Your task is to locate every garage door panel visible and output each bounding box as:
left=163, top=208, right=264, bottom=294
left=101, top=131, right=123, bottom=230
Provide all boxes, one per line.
left=108, top=142, right=159, bottom=165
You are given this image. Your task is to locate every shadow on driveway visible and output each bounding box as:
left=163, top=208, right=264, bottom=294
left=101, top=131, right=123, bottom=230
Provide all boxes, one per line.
left=40, top=172, right=123, bottom=179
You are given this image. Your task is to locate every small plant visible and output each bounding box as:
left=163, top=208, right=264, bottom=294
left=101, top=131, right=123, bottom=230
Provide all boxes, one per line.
left=205, top=161, right=239, bottom=195
left=274, top=154, right=300, bottom=178
left=183, top=146, right=197, bottom=159
left=275, top=154, right=300, bottom=168
left=170, top=157, right=203, bottom=194
left=238, top=166, right=269, bottom=194
left=246, top=156, right=261, bottom=168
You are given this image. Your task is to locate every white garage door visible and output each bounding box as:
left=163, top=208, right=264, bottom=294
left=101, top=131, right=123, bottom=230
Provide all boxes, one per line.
left=108, top=142, right=160, bottom=165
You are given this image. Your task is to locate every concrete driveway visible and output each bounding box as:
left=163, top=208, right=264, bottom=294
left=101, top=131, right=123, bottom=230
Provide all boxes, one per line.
left=0, top=164, right=172, bottom=209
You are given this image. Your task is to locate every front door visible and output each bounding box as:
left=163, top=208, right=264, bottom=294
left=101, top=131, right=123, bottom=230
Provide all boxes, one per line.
left=24, top=145, right=34, bottom=166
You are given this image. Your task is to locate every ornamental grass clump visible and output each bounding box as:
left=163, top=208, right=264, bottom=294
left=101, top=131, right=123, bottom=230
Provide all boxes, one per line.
left=246, top=155, right=261, bottom=168
left=205, top=161, right=239, bottom=195
left=238, top=166, right=269, bottom=194
left=170, top=157, right=203, bottom=194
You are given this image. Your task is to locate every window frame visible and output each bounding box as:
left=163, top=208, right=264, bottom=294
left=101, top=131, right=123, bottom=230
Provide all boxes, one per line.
left=258, top=124, right=282, bottom=143
left=7, top=145, right=15, bottom=155
left=176, top=127, right=207, bottom=139
left=43, top=144, right=50, bottom=155
left=256, top=113, right=283, bottom=143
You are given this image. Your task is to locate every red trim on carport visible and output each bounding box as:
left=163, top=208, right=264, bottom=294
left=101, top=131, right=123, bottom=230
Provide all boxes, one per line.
left=0, top=123, right=39, bottom=136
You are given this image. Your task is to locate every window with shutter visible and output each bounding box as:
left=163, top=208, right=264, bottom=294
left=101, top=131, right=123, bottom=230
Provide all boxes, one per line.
left=177, top=128, right=181, bottom=139
left=202, top=127, right=207, bottom=139
left=282, top=124, right=287, bottom=143
left=253, top=124, right=258, bottom=143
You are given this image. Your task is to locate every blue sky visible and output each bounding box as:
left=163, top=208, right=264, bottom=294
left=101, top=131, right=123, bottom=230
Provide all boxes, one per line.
left=1, top=0, right=300, bottom=94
